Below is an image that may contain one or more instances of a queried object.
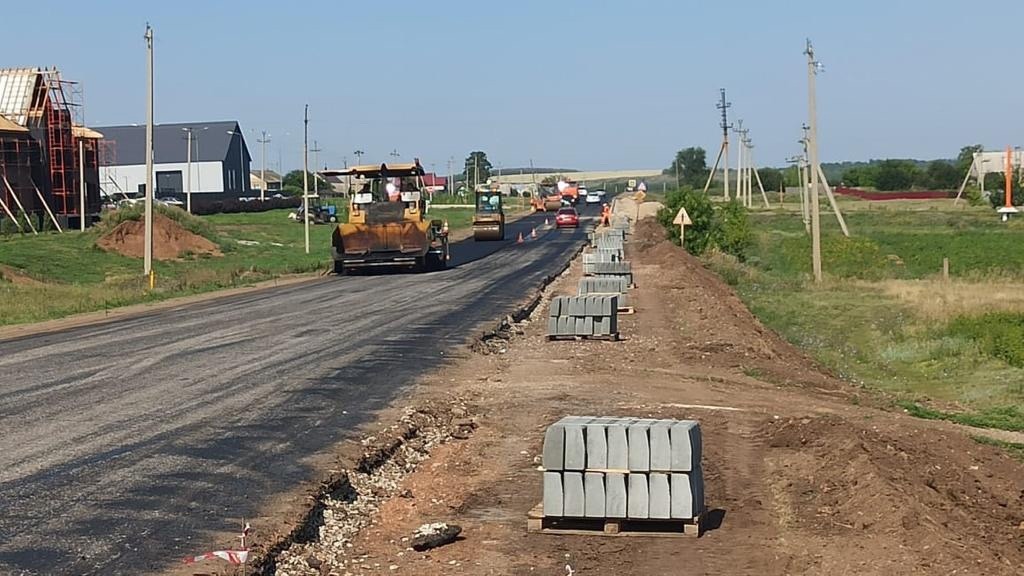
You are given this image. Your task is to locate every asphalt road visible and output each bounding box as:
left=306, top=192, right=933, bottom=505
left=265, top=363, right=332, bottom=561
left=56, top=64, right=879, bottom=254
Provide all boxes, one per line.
left=0, top=207, right=596, bottom=575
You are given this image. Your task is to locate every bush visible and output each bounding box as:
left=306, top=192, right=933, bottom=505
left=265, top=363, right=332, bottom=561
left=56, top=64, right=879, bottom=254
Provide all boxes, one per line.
left=657, top=189, right=752, bottom=260
left=192, top=196, right=301, bottom=216
left=948, top=312, right=1024, bottom=368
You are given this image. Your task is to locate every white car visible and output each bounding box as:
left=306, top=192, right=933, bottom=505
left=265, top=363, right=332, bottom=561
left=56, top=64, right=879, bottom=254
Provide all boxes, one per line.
left=158, top=197, right=184, bottom=207
left=585, top=192, right=602, bottom=204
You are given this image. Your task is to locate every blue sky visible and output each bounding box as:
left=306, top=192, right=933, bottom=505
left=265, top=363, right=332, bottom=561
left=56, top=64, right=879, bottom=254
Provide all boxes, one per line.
left=8, top=0, right=1023, bottom=172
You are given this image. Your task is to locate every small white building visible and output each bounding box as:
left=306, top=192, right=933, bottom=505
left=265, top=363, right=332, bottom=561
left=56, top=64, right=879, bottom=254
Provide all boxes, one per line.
left=94, top=121, right=252, bottom=199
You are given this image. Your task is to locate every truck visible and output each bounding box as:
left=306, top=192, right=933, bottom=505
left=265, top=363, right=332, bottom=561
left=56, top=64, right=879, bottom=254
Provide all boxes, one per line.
left=320, top=161, right=449, bottom=274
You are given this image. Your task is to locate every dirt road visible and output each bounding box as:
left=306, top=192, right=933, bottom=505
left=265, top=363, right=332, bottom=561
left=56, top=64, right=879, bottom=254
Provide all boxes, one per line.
left=278, top=218, right=1024, bottom=575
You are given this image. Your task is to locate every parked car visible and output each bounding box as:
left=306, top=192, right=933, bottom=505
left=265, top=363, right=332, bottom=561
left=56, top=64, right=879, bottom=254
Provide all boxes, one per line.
left=158, top=196, right=184, bottom=207
left=555, top=206, right=579, bottom=228
left=585, top=191, right=602, bottom=204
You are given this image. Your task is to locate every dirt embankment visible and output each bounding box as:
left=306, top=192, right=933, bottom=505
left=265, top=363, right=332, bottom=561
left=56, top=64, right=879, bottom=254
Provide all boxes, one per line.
left=97, top=214, right=221, bottom=260
left=243, top=216, right=1024, bottom=576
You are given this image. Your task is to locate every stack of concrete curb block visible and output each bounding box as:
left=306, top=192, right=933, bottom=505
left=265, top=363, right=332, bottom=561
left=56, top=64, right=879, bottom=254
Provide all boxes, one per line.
left=547, top=295, right=619, bottom=339
left=578, top=276, right=630, bottom=309
left=612, top=216, right=631, bottom=232
left=589, top=261, right=633, bottom=286
left=592, top=232, right=624, bottom=251
left=582, top=249, right=623, bottom=275
left=542, top=417, right=704, bottom=522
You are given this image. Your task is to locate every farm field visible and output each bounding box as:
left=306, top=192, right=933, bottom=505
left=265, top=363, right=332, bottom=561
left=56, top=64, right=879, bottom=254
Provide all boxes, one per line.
left=0, top=205, right=481, bottom=326
left=709, top=202, right=1024, bottom=432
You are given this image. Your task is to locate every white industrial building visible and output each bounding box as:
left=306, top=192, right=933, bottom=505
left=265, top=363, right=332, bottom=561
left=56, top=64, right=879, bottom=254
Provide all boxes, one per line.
left=94, top=121, right=252, bottom=200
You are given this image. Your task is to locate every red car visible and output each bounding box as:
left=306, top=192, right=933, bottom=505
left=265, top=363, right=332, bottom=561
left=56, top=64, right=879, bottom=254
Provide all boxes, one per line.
left=555, top=207, right=579, bottom=228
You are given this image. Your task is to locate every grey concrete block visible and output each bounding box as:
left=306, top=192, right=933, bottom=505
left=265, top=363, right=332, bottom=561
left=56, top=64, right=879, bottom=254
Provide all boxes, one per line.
left=670, top=469, right=705, bottom=519
left=606, top=420, right=629, bottom=470
left=585, top=421, right=608, bottom=469
left=563, top=472, right=585, bottom=517
left=670, top=420, right=702, bottom=472
left=563, top=420, right=587, bottom=470
left=649, top=473, right=671, bottom=519
left=542, top=423, right=565, bottom=470
left=575, top=316, right=586, bottom=336
left=547, top=316, right=559, bottom=336
left=605, top=473, right=627, bottom=518
left=558, top=316, right=572, bottom=336
left=627, top=473, right=649, bottom=519
left=650, top=421, right=673, bottom=471
left=543, top=472, right=563, bottom=516
left=584, top=295, right=600, bottom=316
left=627, top=421, right=651, bottom=471
left=584, top=472, right=606, bottom=518
left=583, top=316, right=594, bottom=336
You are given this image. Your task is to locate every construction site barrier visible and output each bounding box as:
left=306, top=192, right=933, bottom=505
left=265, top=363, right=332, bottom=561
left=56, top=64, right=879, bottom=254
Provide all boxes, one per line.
left=541, top=417, right=705, bottom=521
left=547, top=295, right=619, bottom=340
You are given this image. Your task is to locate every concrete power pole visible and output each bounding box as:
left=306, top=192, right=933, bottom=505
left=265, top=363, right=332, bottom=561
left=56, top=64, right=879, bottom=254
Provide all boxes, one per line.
left=311, top=140, right=322, bottom=197
left=806, top=39, right=823, bottom=283
left=303, top=105, right=310, bottom=254
left=258, top=131, right=271, bottom=201
left=144, top=24, right=154, bottom=282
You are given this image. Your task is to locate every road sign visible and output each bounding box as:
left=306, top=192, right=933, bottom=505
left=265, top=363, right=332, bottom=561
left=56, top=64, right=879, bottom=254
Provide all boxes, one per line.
left=627, top=179, right=637, bottom=188
left=673, top=207, right=692, bottom=244
left=632, top=190, right=646, bottom=203
left=637, top=182, right=647, bottom=192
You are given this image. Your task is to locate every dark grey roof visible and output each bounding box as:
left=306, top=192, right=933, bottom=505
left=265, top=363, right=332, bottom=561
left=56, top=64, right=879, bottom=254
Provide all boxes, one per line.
left=93, top=121, right=250, bottom=165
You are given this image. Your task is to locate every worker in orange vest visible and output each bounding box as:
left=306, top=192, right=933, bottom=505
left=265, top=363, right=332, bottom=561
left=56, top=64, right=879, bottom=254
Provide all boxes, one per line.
left=601, top=203, right=611, bottom=227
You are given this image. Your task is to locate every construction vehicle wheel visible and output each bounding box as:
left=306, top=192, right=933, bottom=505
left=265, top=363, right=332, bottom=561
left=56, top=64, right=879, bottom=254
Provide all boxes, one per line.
left=329, top=215, right=338, bottom=223
left=333, top=260, right=345, bottom=275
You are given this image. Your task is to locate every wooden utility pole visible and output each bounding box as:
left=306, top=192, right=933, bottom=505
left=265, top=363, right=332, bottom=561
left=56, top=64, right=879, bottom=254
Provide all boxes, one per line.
left=806, top=39, right=823, bottom=283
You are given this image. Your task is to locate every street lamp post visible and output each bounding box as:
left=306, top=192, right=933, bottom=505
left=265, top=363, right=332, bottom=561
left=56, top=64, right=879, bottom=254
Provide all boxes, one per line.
left=227, top=129, right=246, bottom=195
left=181, top=127, right=206, bottom=212
left=257, top=130, right=271, bottom=201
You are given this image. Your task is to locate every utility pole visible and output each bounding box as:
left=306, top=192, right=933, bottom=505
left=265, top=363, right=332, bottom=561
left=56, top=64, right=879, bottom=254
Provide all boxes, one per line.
left=390, top=149, right=400, bottom=161
left=799, top=126, right=811, bottom=231
left=79, top=139, right=86, bottom=231
left=704, top=88, right=732, bottom=197
left=257, top=131, right=271, bottom=201
left=144, top=24, right=154, bottom=282
left=473, top=154, right=479, bottom=190
left=806, top=39, right=823, bottom=283
left=182, top=128, right=193, bottom=212
left=447, top=156, right=453, bottom=195
left=353, top=149, right=364, bottom=166
left=311, top=140, right=322, bottom=197
left=733, top=119, right=745, bottom=205
left=303, top=104, right=310, bottom=254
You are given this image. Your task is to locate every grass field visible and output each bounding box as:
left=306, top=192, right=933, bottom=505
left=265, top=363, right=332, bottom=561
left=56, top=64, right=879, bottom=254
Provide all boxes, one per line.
left=705, top=198, right=1024, bottom=432
left=0, top=205, right=478, bottom=326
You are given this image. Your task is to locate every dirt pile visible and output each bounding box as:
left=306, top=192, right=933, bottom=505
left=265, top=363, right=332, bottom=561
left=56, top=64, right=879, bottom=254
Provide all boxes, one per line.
left=612, top=197, right=665, bottom=221
left=767, top=415, right=1024, bottom=573
left=631, top=217, right=837, bottom=389
left=0, top=265, right=42, bottom=286
left=96, top=214, right=221, bottom=260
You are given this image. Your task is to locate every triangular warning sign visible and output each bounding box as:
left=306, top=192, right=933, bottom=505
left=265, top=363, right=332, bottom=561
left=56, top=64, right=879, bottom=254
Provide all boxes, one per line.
left=673, top=207, right=692, bottom=226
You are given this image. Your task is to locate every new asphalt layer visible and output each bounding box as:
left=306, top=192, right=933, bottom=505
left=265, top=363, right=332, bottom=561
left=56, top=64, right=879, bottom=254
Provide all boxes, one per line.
left=0, top=207, right=595, bottom=575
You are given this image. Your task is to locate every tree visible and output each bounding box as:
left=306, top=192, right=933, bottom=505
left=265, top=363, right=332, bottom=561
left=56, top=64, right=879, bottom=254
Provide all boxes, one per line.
left=841, top=165, right=879, bottom=188
left=282, top=170, right=327, bottom=196
left=956, top=144, right=984, bottom=176
left=463, top=151, right=492, bottom=189
left=874, top=160, right=919, bottom=191
left=666, top=147, right=710, bottom=188
left=924, top=160, right=960, bottom=190
left=758, top=168, right=784, bottom=193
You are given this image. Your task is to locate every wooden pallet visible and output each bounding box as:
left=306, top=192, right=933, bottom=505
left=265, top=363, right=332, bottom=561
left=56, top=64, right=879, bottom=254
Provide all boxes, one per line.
left=617, top=307, right=635, bottom=315
left=527, top=503, right=701, bottom=537
left=547, top=333, right=620, bottom=342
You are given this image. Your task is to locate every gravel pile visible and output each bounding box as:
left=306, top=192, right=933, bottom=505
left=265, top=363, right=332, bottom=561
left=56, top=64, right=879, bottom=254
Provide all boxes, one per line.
left=269, top=401, right=475, bottom=576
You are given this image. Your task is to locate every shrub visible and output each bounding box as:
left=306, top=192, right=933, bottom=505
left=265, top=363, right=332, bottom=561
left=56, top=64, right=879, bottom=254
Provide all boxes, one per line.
left=716, top=199, right=753, bottom=261
left=657, top=187, right=717, bottom=255
left=947, top=312, right=1024, bottom=368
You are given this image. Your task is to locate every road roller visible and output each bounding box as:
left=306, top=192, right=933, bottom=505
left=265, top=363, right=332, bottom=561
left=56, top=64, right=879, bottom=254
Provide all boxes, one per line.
left=472, top=189, right=505, bottom=241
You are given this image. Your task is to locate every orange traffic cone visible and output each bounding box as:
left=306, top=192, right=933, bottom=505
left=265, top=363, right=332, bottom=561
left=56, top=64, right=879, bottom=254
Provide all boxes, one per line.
left=531, top=227, right=538, bottom=239
left=517, top=232, right=524, bottom=244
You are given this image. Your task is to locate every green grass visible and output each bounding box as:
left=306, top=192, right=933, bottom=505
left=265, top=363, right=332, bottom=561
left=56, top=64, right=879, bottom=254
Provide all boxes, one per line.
left=897, top=401, right=1024, bottom=432
left=0, top=205, right=479, bottom=326
left=704, top=204, right=1024, bottom=431
left=972, top=435, right=1024, bottom=460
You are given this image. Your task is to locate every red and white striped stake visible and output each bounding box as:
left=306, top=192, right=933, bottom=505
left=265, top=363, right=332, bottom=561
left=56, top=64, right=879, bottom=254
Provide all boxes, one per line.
left=182, top=521, right=251, bottom=567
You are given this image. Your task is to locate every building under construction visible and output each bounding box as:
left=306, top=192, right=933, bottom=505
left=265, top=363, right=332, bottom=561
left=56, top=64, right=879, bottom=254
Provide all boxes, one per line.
left=0, top=67, right=101, bottom=232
